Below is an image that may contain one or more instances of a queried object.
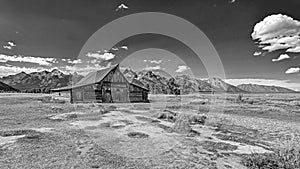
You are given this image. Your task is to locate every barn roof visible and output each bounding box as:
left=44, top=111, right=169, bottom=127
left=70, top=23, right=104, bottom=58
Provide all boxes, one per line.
left=51, top=64, right=149, bottom=92
left=51, top=64, right=119, bottom=92
left=126, top=77, right=149, bottom=91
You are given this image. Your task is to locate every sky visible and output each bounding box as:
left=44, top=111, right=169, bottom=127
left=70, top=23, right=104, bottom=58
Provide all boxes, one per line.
left=0, top=0, right=299, bottom=90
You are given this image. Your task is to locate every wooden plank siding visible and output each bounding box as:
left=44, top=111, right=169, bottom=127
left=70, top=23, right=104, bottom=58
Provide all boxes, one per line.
left=69, top=65, right=148, bottom=103
left=129, top=84, right=148, bottom=102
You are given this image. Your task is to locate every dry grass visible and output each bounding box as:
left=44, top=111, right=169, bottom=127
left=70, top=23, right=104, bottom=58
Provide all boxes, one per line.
left=154, top=110, right=177, bottom=122
left=1, top=93, right=300, bottom=168
left=172, top=114, right=192, bottom=134
left=242, top=139, right=300, bottom=169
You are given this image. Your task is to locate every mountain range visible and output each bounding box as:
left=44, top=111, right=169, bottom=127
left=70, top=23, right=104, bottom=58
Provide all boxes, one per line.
left=0, top=81, right=19, bottom=92
left=237, top=84, right=296, bottom=93
left=0, top=68, right=297, bottom=93
left=122, top=69, right=296, bottom=94
left=0, top=69, right=83, bottom=92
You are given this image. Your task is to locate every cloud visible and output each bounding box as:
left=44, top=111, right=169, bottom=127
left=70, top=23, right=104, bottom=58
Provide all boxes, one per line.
left=110, top=45, right=127, bottom=51
left=3, top=45, right=12, bottom=50
left=272, top=54, right=290, bottom=62
left=251, top=14, right=300, bottom=53
left=175, top=65, right=190, bottom=73
left=67, top=59, right=82, bottom=64
left=285, top=67, right=300, bottom=74
left=286, top=46, right=300, bottom=53
left=224, top=78, right=300, bottom=91
left=253, top=51, right=262, bottom=56
left=120, top=46, right=128, bottom=50
left=115, top=3, right=128, bottom=11
left=86, top=52, right=115, bottom=61
left=3, top=41, right=16, bottom=50
left=150, top=60, right=162, bottom=64
left=143, top=59, right=162, bottom=64
left=0, top=65, right=45, bottom=77
left=65, top=64, right=111, bottom=75
left=0, top=54, right=56, bottom=66
left=143, top=65, right=162, bottom=71
left=7, top=42, right=16, bottom=47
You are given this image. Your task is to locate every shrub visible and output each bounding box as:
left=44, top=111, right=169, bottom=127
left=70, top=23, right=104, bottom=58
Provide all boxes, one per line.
left=51, top=106, right=63, bottom=113
left=242, top=153, right=278, bottom=168
left=188, top=114, right=207, bottom=125
left=242, top=139, right=300, bottom=169
left=155, top=110, right=177, bottom=122
left=235, top=94, right=243, bottom=103
left=172, top=114, right=192, bottom=134
left=40, top=96, right=52, bottom=103
left=290, top=101, right=300, bottom=107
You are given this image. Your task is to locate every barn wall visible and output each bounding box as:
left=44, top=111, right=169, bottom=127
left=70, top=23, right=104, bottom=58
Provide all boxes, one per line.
left=102, top=68, right=130, bottom=103
left=71, top=88, right=84, bottom=102
left=129, top=84, right=149, bottom=102
left=83, top=84, right=102, bottom=102
left=70, top=66, right=148, bottom=103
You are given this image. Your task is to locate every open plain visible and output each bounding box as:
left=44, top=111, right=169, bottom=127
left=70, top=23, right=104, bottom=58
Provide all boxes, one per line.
left=0, top=93, right=300, bottom=169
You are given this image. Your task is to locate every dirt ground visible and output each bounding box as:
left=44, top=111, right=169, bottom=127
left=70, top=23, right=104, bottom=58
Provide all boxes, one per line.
left=0, top=93, right=299, bottom=169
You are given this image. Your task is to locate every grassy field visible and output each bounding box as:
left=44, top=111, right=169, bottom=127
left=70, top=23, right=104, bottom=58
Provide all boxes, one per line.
left=0, top=93, right=300, bottom=169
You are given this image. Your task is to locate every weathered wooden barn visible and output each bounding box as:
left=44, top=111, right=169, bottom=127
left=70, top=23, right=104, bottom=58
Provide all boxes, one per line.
left=51, top=64, right=149, bottom=103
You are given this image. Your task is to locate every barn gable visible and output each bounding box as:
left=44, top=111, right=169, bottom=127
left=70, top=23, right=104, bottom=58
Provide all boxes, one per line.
left=51, top=64, right=149, bottom=103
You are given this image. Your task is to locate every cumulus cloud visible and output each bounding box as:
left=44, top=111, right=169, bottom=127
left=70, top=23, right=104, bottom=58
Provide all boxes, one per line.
left=251, top=14, right=300, bottom=53
left=115, top=3, right=128, bottom=11
left=109, top=45, right=128, bottom=51
left=3, top=41, right=16, bottom=50
left=67, top=59, right=82, bottom=64
left=0, top=65, right=45, bottom=77
left=286, top=46, right=300, bottom=53
left=272, top=54, right=290, bottom=62
left=253, top=51, right=262, bottom=56
left=3, top=45, right=12, bottom=50
left=7, top=42, right=16, bottom=47
left=150, top=60, right=162, bottom=64
left=224, top=78, right=300, bottom=91
left=285, top=67, right=300, bottom=74
left=0, top=54, right=56, bottom=66
left=175, top=65, right=190, bottom=73
left=143, top=59, right=162, bottom=64
left=86, top=52, right=115, bottom=61
left=65, top=64, right=111, bottom=75
left=120, top=46, right=128, bottom=50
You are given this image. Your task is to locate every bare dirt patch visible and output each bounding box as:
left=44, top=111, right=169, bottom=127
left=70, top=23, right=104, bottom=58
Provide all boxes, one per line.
left=127, top=132, right=149, bottom=138
left=1, top=93, right=300, bottom=168
left=202, top=140, right=238, bottom=152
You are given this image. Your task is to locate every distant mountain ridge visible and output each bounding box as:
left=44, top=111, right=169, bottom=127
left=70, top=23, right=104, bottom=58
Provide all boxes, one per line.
left=205, top=77, right=246, bottom=92
left=0, top=69, right=83, bottom=92
left=0, top=81, right=19, bottom=92
left=237, top=84, right=296, bottom=93
left=0, top=68, right=296, bottom=93
left=124, top=69, right=246, bottom=94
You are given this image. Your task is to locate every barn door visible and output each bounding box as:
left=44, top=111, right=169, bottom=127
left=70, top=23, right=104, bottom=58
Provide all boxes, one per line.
left=102, top=87, right=112, bottom=103
left=111, top=87, right=121, bottom=102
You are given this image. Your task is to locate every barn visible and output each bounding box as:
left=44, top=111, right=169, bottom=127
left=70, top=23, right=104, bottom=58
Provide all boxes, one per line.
left=51, top=64, right=149, bottom=103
